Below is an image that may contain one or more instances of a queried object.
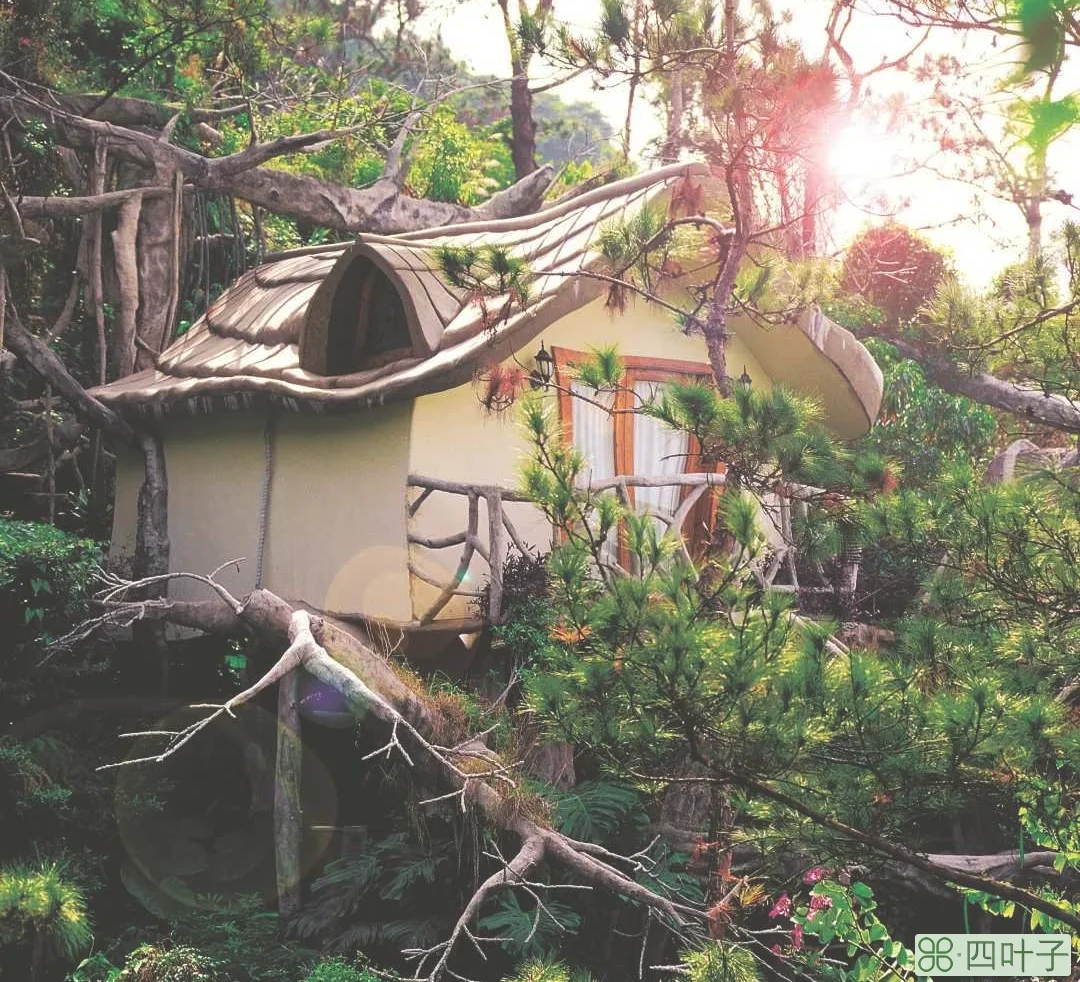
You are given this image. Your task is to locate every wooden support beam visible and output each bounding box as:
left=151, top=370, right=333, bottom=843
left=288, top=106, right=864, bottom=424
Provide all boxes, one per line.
left=274, top=668, right=303, bottom=918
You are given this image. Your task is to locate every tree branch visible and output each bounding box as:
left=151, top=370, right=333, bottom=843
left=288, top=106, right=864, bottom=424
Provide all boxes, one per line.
left=3, top=305, right=135, bottom=443
left=78, top=582, right=706, bottom=979
left=17, top=186, right=169, bottom=218
left=0, top=75, right=556, bottom=236
left=866, top=333, right=1080, bottom=434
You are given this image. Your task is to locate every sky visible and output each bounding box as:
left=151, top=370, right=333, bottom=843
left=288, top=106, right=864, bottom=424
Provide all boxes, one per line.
left=413, top=0, right=1080, bottom=286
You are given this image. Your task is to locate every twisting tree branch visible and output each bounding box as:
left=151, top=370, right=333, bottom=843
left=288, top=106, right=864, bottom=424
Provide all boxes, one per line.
left=0, top=73, right=557, bottom=236
left=76, top=575, right=705, bottom=981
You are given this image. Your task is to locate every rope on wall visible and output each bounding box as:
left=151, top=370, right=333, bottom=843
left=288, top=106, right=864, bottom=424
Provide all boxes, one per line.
left=255, top=410, right=276, bottom=589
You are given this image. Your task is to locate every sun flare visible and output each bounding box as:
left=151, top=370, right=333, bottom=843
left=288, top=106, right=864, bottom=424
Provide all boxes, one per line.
left=826, top=124, right=903, bottom=191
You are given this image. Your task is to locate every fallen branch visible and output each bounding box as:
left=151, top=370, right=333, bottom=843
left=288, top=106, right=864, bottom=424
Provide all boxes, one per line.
left=79, top=577, right=702, bottom=980
left=16, top=186, right=170, bottom=218
left=1, top=76, right=557, bottom=236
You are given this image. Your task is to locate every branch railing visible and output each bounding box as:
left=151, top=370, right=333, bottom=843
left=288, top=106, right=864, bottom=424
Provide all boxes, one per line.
left=407, top=473, right=726, bottom=626
left=406, top=473, right=840, bottom=627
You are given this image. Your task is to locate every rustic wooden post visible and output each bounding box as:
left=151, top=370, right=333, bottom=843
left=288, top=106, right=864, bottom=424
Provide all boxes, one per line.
left=133, top=430, right=170, bottom=695
left=486, top=491, right=506, bottom=624
left=274, top=668, right=303, bottom=918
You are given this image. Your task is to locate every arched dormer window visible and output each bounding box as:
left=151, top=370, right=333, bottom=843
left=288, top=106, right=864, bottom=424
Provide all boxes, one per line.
left=301, top=252, right=413, bottom=375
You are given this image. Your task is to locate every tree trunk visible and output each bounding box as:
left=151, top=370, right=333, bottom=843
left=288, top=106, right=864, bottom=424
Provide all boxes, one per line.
left=658, top=68, right=684, bottom=164
left=274, top=668, right=304, bottom=918
left=134, top=168, right=181, bottom=366
left=509, top=69, right=537, bottom=180
left=111, top=193, right=142, bottom=377
left=133, top=430, right=170, bottom=695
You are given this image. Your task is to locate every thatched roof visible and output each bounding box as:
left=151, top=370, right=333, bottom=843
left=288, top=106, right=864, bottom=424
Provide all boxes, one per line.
left=90, top=163, right=882, bottom=435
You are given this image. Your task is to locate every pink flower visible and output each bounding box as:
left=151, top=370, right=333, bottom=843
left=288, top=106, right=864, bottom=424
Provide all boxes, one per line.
left=809, top=895, right=833, bottom=911
left=770, top=944, right=783, bottom=956
left=791, top=923, right=804, bottom=951
left=768, top=893, right=792, bottom=919
left=803, top=866, right=830, bottom=885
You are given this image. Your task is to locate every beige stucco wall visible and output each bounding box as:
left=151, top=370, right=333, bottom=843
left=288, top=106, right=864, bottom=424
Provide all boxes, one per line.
left=160, top=414, right=265, bottom=605
left=110, top=444, right=143, bottom=570
left=111, top=406, right=414, bottom=626
left=262, top=406, right=413, bottom=622
left=407, top=293, right=768, bottom=622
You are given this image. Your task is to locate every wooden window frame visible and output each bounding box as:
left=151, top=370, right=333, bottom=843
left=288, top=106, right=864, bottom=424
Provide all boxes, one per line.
left=552, top=346, right=724, bottom=561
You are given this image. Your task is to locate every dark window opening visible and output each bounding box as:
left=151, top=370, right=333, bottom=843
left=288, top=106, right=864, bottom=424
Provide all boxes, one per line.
left=364, top=274, right=411, bottom=360
left=323, top=255, right=411, bottom=375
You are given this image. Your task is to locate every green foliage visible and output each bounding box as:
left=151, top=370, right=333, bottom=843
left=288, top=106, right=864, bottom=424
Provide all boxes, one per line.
left=860, top=340, right=995, bottom=488
left=681, top=943, right=763, bottom=982
left=477, top=891, right=582, bottom=959
left=647, top=377, right=844, bottom=493
left=165, top=895, right=310, bottom=982
left=543, top=779, right=645, bottom=843
left=0, top=738, right=74, bottom=847
left=516, top=343, right=1080, bottom=940
left=595, top=204, right=676, bottom=292
left=502, top=959, right=597, bottom=982
left=114, top=944, right=224, bottom=982
left=0, top=519, right=101, bottom=637
left=781, top=877, right=919, bottom=982
left=70, top=951, right=123, bottom=982
left=1013, top=0, right=1070, bottom=73
left=288, top=832, right=454, bottom=954
left=407, top=105, right=513, bottom=205
left=302, top=956, right=382, bottom=982
left=0, top=860, right=93, bottom=970
left=599, top=0, right=632, bottom=49
left=436, top=245, right=533, bottom=312
left=570, top=346, right=624, bottom=391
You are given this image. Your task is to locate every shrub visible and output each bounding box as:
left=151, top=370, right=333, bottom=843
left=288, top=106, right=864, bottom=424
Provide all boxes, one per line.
left=115, top=944, right=223, bottom=982
left=0, top=518, right=100, bottom=640
left=302, top=956, right=381, bottom=982
left=0, top=860, right=92, bottom=978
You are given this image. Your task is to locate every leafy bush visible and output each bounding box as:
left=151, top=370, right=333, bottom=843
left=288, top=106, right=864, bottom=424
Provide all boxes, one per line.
left=288, top=832, right=454, bottom=954
left=0, top=739, right=75, bottom=860
left=302, top=956, right=381, bottom=982
left=544, top=780, right=645, bottom=844
left=114, top=943, right=224, bottom=982
left=503, top=960, right=597, bottom=982
left=0, top=519, right=100, bottom=638
left=167, top=895, right=310, bottom=982
left=681, top=944, right=763, bottom=982
left=478, top=892, right=582, bottom=959
left=0, top=860, right=92, bottom=977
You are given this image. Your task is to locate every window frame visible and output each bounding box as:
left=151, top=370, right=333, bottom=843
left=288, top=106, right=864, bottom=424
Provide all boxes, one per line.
left=552, top=346, right=724, bottom=561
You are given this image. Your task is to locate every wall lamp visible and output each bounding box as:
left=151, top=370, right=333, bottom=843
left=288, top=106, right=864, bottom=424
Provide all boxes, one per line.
left=529, top=341, right=554, bottom=389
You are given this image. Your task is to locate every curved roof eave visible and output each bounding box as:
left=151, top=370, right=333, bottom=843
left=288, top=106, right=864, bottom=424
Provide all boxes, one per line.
left=732, top=307, right=883, bottom=439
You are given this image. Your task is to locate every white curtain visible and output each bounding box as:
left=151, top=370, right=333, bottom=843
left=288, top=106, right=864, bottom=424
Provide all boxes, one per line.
left=570, top=382, right=617, bottom=561
left=633, top=380, right=689, bottom=533
left=570, top=382, right=615, bottom=485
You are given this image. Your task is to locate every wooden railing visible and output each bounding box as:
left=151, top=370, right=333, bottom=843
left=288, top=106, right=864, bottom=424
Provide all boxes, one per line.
left=406, top=476, right=533, bottom=627
left=406, top=473, right=726, bottom=626
left=753, top=486, right=847, bottom=596
left=405, top=474, right=849, bottom=627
